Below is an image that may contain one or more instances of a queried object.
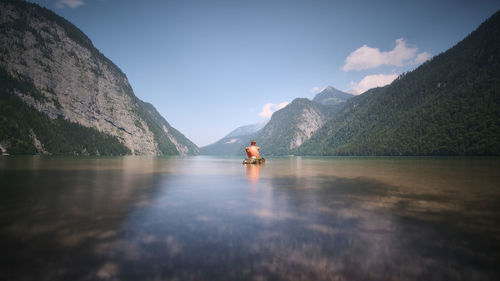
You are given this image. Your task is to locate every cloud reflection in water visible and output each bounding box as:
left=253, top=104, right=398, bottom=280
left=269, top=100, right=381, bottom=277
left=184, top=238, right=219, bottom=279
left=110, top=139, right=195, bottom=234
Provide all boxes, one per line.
left=1, top=156, right=499, bottom=280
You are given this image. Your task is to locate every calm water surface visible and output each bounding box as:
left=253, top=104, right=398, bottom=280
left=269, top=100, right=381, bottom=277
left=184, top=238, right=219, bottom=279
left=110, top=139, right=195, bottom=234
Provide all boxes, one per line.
left=1, top=156, right=500, bottom=281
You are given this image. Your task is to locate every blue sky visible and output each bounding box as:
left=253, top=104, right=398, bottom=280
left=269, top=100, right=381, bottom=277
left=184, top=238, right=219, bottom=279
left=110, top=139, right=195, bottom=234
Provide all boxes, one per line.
left=29, top=0, right=500, bottom=146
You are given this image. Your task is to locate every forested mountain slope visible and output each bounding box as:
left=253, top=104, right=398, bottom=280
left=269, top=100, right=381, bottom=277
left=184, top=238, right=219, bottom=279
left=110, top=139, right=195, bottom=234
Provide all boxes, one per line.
left=200, top=85, right=354, bottom=156
left=299, top=10, right=500, bottom=156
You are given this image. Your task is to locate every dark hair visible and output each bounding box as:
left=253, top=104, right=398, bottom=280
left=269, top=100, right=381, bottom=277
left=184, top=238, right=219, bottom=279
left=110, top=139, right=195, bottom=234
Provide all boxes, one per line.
left=251, top=140, right=256, bottom=145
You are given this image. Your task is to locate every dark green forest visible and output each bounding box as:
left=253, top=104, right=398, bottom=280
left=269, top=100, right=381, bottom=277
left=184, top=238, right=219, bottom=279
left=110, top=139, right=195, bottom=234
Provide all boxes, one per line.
left=298, top=10, right=500, bottom=156
left=2, top=0, right=499, bottom=157
left=0, top=0, right=200, bottom=156
left=0, top=68, right=130, bottom=155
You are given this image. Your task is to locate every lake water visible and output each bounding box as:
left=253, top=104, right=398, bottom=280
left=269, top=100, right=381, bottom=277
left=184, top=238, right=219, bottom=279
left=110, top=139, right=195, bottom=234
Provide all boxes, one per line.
left=1, top=156, right=499, bottom=281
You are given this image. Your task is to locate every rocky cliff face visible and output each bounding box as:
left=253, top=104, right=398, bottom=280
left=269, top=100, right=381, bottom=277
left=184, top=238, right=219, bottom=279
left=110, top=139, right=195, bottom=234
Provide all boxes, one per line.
left=200, top=92, right=351, bottom=156
left=255, top=98, right=328, bottom=155
left=0, top=0, right=198, bottom=155
left=289, top=106, right=326, bottom=149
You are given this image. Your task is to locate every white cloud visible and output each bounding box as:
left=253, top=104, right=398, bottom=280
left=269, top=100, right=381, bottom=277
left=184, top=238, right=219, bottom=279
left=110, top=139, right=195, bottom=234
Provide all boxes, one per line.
left=56, top=0, right=85, bottom=9
left=310, top=86, right=321, bottom=94
left=414, top=52, right=432, bottom=64
left=258, top=101, right=289, bottom=118
left=343, top=38, right=419, bottom=71
left=349, top=74, right=398, bottom=94
left=225, top=138, right=238, bottom=144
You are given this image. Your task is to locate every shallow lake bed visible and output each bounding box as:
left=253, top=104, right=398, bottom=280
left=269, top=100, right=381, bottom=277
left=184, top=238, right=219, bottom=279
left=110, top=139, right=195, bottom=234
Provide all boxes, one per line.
left=1, top=156, right=499, bottom=281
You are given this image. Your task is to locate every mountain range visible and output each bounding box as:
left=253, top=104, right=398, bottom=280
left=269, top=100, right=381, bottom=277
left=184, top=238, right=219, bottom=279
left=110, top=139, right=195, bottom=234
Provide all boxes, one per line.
left=203, top=10, right=500, bottom=156
left=299, top=10, right=500, bottom=156
left=200, top=122, right=265, bottom=155
left=2, top=0, right=499, bottom=157
left=201, top=87, right=354, bottom=155
left=0, top=0, right=199, bottom=156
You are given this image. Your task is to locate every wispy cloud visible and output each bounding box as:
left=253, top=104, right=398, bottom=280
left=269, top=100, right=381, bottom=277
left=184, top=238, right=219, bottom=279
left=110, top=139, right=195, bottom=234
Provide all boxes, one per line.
left=258, top=102, right=289, bottom=118
left=349, top=74, right=398, bottom=94
left=309, top=86, right=321, bottom=94
left=343, top=38, right=426, bottom=71
left=413, top=52, right=432, bottom=64
left=56, top=0, right=85, bottom=9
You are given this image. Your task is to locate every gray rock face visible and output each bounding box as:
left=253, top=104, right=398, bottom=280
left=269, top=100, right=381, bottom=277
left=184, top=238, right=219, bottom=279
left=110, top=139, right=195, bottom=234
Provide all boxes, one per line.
left=290, top=106, right=326, bottom=149
left=255, top=98, right=328, bottom=155
left=0, top=1, right=198, bottom=155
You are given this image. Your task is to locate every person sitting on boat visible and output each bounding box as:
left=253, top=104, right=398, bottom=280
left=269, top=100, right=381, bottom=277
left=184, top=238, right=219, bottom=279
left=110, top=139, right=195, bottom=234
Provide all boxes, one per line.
left=245, top=140, right=260, bottom=159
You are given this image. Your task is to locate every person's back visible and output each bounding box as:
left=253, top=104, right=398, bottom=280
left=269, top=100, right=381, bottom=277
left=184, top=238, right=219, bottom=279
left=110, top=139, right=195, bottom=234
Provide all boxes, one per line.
left=245, top=140, right=260, bottom=158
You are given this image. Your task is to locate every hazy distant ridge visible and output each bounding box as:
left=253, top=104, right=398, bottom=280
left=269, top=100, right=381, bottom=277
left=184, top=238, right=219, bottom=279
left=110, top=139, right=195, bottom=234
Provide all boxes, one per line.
left=224, top=123, right=266, bottom=138
left=200, top=123, right=265, bottom=155
left=202, top=87, right=353, bottom=156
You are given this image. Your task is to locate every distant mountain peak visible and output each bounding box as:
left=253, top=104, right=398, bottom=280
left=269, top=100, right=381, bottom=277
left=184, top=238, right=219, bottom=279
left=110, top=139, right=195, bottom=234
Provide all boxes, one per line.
left=224, top=122, right=267, bottom=138
left=200, top=122, right=265, bottom=156
left=313, top=86, right=354, bottom=105
left=254, top=98, right=331, bottom=154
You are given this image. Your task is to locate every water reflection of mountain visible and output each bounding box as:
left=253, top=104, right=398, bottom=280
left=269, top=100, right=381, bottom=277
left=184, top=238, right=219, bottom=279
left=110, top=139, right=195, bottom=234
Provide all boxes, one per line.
left=1, top=156, right=499, bottom=281
left=0, top=156, right=173, bottom=281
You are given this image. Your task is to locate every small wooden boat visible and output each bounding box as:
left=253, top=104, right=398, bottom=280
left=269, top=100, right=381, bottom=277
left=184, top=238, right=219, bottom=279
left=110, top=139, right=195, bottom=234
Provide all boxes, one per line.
left=243, top=157, right=265, bottom=164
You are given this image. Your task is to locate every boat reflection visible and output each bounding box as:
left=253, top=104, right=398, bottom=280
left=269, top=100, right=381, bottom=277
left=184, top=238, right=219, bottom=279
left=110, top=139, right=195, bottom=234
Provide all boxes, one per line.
left=244, top=163, right=261, bottom=183
left=1, top=156, right=499, bottom=281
